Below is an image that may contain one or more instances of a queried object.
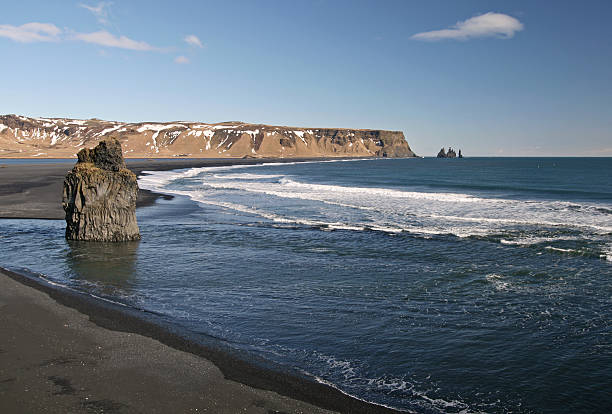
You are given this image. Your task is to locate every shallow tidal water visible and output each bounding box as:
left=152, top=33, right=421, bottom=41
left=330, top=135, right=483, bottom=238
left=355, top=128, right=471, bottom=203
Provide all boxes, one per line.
left=1, top=157, right=611, bottom=413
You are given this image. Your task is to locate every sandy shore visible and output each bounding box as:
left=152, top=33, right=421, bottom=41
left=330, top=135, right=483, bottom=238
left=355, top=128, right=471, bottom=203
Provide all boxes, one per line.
left=0, top=268, right=340, bottom=414
left=0, top=158, right=333, bottom=219
left=0, top=157, right=399, bottom=413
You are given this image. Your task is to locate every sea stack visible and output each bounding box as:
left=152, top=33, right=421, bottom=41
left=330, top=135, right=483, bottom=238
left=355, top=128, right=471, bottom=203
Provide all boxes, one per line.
left=62, top=138, right=140, bottom=241
left=437, top=147, right=458, bottom=158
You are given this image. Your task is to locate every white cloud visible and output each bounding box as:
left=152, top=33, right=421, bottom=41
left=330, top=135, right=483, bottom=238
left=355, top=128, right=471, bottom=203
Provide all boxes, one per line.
left=411, top=12, right=523, bottom=41
left=79, top=2, right=112, bottom=25
left=0, top=22, right=61, bottom=43
left=73, top=30, right=156, bottom=50
left=174, top=55, right=189, bottom=64
left=184, top=34, right=203, bottom=48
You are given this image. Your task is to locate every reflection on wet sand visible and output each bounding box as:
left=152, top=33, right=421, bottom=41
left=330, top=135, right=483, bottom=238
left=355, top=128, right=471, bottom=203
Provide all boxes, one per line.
left=66, top=240, right=140, bottom=293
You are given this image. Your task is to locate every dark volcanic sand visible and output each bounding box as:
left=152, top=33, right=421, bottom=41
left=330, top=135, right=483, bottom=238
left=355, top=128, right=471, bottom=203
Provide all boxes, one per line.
left=0, top=157, right=397, bottom=414
left=0, top=158, right=334, bottom=219
left=0, top=269, right=337, bottom=414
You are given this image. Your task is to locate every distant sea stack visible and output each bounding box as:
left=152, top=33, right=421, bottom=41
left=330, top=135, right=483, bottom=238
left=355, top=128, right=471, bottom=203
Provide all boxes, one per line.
left=437, top=147, right=462, bottom=158
left=63, top=138, right=140, bottom=242
left=0, top=114, right=417, bottom=159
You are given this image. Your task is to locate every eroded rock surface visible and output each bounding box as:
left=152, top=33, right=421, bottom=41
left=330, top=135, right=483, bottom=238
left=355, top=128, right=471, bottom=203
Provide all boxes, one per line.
left=0, top=114, right=417, bottom=159
left=437, top=147, right=459, bottom=158
left=62, top=138, right=140, bottom=241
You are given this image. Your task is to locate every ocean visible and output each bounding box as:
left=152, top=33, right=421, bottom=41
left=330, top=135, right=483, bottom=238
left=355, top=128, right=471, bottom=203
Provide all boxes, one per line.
left=1, top=157, right=611, bottom=413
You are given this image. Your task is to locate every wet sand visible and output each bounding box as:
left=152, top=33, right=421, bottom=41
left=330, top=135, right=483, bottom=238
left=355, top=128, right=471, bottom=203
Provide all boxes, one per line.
left=0, top=268, right=339, bottom=414
left=0, top=158, right=333, bottom=219
left=0, top=157, right=398, bottom=413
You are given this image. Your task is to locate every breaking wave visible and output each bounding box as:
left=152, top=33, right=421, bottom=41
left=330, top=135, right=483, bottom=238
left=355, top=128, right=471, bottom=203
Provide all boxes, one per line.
left=139, top=162, right=612, bottom=261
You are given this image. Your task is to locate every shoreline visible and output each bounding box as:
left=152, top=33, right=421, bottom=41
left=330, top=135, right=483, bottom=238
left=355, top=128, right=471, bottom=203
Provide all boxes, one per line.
left=0, top=156, right=401, bottom=413
left=0, top=157, right=355, bottom=219
left=0, top=267, right=399, bottom=414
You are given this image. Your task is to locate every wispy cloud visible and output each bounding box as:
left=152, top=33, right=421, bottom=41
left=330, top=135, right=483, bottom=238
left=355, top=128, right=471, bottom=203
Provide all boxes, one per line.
left=73, top=30, right=156, bottom=51
left=184, top=34, right=203, bottom=48
left=411, top=12, right=523, bottom=41
left=174, top=55, right=190, bottom=64
left=0, top=22, right=61, bottom=43
left=1, top=22, right=159, bottom=53
left=79, top=2, right=113, bottom=25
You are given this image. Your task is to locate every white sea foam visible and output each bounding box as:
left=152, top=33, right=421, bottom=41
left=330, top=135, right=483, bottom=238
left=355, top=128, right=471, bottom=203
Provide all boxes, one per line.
left=486, top=273, right=511, bottom=291
left=544, top=246, right=575, bottom=253
left=278, top=178, right=489, bottom=203
left=600, top=244, right=612, bottom=262
left=500, top=236, right=572, bottom=246
left=138, top=160, right=612, bottom=248
left=214, top=173, right=285, bottom=180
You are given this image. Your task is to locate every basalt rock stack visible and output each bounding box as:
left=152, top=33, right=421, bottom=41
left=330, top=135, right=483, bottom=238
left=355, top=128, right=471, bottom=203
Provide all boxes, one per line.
left=62, top=138, right=140, bottom=242
left=437, top=147, right=460, bottom=158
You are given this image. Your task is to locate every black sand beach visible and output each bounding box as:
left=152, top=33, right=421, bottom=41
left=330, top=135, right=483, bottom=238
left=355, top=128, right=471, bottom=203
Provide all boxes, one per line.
left=0, top=158, right=398, bottom=414
left=0, top=158, right=334, bottom=219
left=0, top=268, right=339, bottom=414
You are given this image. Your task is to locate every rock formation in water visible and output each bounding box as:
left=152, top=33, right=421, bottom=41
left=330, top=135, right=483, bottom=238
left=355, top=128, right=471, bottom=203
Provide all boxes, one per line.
left=62, top=138, right=140, bottom=242
left=0, top=114, right=417, bottom=159
left=437, top=147, right=459, bottom=158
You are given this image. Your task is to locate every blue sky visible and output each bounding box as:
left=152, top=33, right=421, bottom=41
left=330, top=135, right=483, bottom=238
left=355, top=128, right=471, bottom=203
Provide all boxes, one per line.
left=1, top=1, right=611, bottom=156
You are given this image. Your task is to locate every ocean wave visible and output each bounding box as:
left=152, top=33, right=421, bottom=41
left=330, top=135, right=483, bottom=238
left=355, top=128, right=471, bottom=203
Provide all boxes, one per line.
left=196, top=177, right=612, bottom=234
left=485, top=273, right=511, bottom=291
left=138, top=164, right=612, bottom=259
left=308, top=350, right=476, bottom=413
left=600, top=244, right=612, bottom=262
left=277, top=178, right=491, bottom=203
left=213, top=173, right=285, bottom=180
left=501, top=237, right=556, bottom=246
left=545, top=246, right=576, bottom=253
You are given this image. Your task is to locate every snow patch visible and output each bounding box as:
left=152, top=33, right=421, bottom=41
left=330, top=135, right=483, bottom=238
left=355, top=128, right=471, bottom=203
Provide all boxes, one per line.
left=216, top=136, right=229, bottom=149
left=67, top=120, right=88, bottom=126
left=137, top=124, right=185, bottom=133
left=50, top=133, right=60, bottom=146
left=294, top=130, right=307, bottom=145
left=97, top=125, right=123, bottom=136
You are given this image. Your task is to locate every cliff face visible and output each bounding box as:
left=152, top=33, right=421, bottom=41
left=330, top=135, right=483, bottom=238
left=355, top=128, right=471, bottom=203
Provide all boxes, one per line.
left=0, top=114, right=416, bottom=158
left=437, top=147, right=459, bottom=158
left=63, top=139, right=140, bottom=242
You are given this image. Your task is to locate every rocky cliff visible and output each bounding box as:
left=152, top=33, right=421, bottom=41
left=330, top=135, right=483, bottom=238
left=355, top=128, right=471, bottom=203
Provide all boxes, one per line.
left=63, top=138, right=140, bottom=242
left=437, top=147, right=460, bottom=158
left=0, top=114, right=416, bottom=159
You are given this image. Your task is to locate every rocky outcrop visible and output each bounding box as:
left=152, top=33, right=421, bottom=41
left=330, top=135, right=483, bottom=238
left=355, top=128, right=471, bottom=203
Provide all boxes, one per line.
left=62, top=138, right=140, bottom=242
left=437, top=147, right=460, bottom=158
left=0, top=114, right=417, bottom=159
